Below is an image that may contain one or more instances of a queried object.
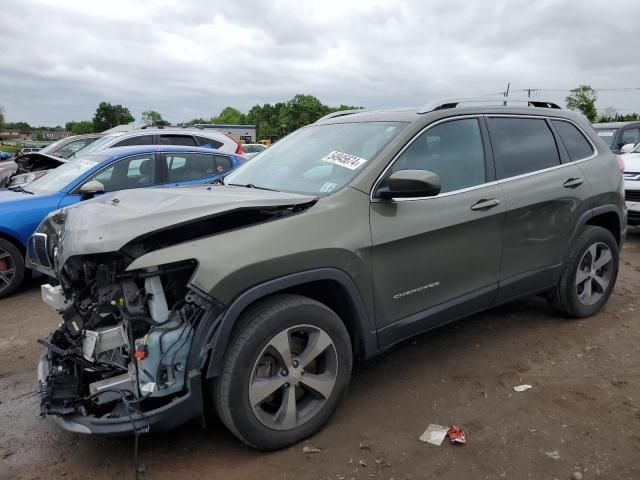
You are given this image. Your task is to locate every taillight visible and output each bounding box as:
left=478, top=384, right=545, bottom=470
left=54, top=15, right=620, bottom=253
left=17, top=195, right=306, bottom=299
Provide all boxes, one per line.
left=616, top=155, right=625, bottom=172
left=223, top=133, right=244, bottom=155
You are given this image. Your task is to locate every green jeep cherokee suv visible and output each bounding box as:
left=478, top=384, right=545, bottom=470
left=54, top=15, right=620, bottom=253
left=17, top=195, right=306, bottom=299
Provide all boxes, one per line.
left=29, top=98, right=626, bottom=449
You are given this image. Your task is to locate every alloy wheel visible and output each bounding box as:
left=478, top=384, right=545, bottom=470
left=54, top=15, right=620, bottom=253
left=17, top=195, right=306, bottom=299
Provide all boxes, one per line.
left=249, top=324, right=338, bottom=431
left=575, top=241, right=613, bottom=306
left=0, top=247, right=16, bottom=294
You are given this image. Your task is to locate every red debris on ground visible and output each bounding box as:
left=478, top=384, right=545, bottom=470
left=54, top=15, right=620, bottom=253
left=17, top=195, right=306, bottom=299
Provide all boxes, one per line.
left=447, top=426, right=466, bottom=445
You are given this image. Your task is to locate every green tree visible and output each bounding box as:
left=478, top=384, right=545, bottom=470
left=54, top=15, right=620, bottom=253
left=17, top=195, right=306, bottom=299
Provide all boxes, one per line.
left=211, top=107, right=246, bottom=125
left=565, top=85, right=598, bottom=122
left=5, top=121, right=31, bottom=133
left=141, top=110, right=170, bottom=127
left=92, top=102, right=134, bottom=131
left=66, top=120, right=95, bottom=134
left=0, top=104, right=5, bottom=130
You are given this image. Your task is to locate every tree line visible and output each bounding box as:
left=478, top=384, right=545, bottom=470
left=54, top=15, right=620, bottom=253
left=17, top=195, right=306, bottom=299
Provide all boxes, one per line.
left=1, top=95, right=359, bottom=141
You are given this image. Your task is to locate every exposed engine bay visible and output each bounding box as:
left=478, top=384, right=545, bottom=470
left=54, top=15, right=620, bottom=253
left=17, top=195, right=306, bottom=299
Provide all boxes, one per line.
left=38, top=254, right=207, bottom=426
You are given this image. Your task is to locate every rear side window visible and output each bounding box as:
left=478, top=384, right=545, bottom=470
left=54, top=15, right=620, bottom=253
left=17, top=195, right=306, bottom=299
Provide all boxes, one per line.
left=487, top=118, right=560, bottom=179
left=159, top=134, right=197, bottom=146
left=195, top=136, right=224, bottom=149
left=113, top=135, right=154, bottom=147
left=551, top=120, right=594, bottom=161
left=165, top=153, right=231, bottom=182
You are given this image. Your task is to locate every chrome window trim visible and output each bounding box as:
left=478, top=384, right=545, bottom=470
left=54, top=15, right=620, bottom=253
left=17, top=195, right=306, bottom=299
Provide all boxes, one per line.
left=370, top=114, right=599, bottom=202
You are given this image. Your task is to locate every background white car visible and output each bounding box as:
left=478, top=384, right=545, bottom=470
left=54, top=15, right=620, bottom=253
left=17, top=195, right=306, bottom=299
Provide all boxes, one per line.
left=241, top=143, right=267, bottom=159
left=71, top=128, right=245, bottom=158
left=622, top=144, right=640, bottom=225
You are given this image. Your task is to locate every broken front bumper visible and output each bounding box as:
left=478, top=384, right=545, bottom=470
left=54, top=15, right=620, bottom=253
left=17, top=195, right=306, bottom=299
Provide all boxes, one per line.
left=37, top=352, right=204, bottom=435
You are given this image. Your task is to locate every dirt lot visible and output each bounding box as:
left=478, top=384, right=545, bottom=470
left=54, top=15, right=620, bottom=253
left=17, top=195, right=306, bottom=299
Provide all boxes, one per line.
left=1, top=231, right=639, bottom=480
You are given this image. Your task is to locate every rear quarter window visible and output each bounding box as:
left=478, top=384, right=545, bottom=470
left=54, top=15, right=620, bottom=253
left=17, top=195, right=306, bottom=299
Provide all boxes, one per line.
left=487, top=117, right=561, bottom=179
left=551, top=120, right=594, bottom=161
left=195, top=136, right=224, bottom=149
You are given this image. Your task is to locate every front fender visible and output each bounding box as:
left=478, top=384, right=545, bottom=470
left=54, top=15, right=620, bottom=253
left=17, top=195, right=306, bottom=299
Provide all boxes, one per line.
left=186, top=268, right=377, bottom=379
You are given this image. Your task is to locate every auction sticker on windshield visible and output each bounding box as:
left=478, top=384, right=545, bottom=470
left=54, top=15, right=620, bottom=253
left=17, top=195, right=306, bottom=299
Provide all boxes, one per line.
left=321, top=151, right=368, bottom=170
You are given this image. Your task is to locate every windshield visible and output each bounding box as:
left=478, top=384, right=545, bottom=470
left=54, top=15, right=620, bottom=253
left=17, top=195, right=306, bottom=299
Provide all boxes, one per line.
left=225, top=122, right=406, bottom=195
left=38, top=137, right=69, bottom=155
left=595, top=128, right=618, bottom=148
left=70, top=134, right=119, bottom=157
left=26, top=155, right=107, bottom=194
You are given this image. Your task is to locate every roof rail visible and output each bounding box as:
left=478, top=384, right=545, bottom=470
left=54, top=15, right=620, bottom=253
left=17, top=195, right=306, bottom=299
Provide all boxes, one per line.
left=315, top=109, right=365, bottom=123
left=417, top=97, right=562, bottom=114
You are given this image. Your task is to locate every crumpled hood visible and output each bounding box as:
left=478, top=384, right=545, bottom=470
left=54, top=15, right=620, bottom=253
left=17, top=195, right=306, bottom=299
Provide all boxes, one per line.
left=47, top=185, right=317, bottom=263
left=15, top=152, right=66, bottom=172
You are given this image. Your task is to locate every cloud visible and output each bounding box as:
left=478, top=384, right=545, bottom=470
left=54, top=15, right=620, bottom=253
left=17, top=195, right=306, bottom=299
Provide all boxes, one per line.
left=1, top=0, right=639, bottom=125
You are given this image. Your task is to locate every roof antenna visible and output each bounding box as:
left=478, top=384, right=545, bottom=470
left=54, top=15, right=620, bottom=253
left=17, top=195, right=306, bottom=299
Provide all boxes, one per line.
left=503, top=82, right=511, bottom=106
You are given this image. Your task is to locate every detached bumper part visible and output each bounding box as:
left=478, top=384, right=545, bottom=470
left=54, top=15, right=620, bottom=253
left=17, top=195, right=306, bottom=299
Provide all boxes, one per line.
left=38, top=355, right=204, bottom=435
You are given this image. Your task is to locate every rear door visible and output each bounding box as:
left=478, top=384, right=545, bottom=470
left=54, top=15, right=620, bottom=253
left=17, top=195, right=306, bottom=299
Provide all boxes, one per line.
left=487, top=116, right=592, bottom=301
left=370, top=117, right=505, bottom=344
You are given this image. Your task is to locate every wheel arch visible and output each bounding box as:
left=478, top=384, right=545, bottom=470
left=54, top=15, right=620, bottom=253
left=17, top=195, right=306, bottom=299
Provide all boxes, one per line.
left=0, top=230, right=26, bottom=255
left=584, top=207, right=622, bottom=245
left=201, top=268, right=378, bottom=379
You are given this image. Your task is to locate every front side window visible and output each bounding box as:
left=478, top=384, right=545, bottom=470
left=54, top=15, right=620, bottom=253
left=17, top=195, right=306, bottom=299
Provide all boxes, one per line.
left=386, top=118, right=486, bottom=193
left=88, top=154, right=157, bottom=192
left=552, top=120, right=594, bottom=161
left=165, top=153, right=230, bottom=182
left=224, top=122, right=406, bottom=195
left=159, top=134, right=197, bottom=146
left=487, top=117, right=560, bottom=179
left=113, top=135, right=155, bottom=147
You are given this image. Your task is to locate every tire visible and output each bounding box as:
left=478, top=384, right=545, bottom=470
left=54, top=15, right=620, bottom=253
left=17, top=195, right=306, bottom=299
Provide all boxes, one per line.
left=213, top=294, right=353, bottom=450
left=550, top=226, right=619, bottom=318
left=0, top=238, right=25, bottom=299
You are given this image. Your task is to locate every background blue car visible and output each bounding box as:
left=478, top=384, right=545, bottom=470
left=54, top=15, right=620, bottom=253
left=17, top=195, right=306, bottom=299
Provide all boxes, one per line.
left=0, top=145, right=244, bottom=297
left=0, top=151, right=12, bottom=160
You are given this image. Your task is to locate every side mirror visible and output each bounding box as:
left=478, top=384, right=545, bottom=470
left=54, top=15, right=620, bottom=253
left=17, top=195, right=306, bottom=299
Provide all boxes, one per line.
left=378, top=170, right=441, bottom=199
left=79, top=180, right=105, bottom=199
left=620, top=143, right=636, bottom=154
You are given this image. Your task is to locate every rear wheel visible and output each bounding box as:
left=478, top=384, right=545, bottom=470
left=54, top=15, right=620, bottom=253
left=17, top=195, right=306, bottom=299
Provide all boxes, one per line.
left=0, top=238, right=25, bottom=299
left=213, top=294, right=353, bottom=449
left=551, top=226, right=618, bottom=317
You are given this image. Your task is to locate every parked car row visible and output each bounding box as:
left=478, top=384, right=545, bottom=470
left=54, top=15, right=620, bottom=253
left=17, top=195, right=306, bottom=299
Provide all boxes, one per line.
left=20, top=98, right=625, bottom=451
left=592, top=121, right=640, bottom=228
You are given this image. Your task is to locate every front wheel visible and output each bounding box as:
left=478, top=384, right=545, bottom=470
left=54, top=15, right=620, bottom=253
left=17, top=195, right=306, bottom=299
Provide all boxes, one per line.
left=0, top=238, right=25, bottom=299
left=213, top=294, right=353, bottom=450
left=550, top=226, right=619, bottom=318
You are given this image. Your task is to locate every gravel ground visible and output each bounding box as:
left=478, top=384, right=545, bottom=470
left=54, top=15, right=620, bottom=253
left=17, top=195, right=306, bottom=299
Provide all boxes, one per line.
left=1, top=231, right=639, bottom=480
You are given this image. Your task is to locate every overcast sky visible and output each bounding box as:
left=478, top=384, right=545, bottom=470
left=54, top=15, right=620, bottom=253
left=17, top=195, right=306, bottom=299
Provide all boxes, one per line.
left=1, top=0, right=639, bottom=126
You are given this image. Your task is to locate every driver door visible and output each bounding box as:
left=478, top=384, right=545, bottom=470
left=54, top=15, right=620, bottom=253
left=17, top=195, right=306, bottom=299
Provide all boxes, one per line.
left=58, top=153, right=161, bottom=208
left=370, top=117, right=505, bottom=346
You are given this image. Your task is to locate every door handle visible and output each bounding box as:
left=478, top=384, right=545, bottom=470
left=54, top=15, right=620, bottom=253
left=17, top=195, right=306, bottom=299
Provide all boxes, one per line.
left=471, top=198, right=500, bottom=211
left=563, top=177, right=584, bottom=189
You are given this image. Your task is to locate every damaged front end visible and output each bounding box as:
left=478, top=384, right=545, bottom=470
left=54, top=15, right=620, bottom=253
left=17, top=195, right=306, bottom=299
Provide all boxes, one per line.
left=37, top=254, right=216, bottom=434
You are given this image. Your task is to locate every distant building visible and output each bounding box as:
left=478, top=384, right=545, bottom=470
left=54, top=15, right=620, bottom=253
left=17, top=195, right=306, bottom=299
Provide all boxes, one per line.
left=0, top=130, right=30, bottom=142
left=194, top=124, right=257, bottom=143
